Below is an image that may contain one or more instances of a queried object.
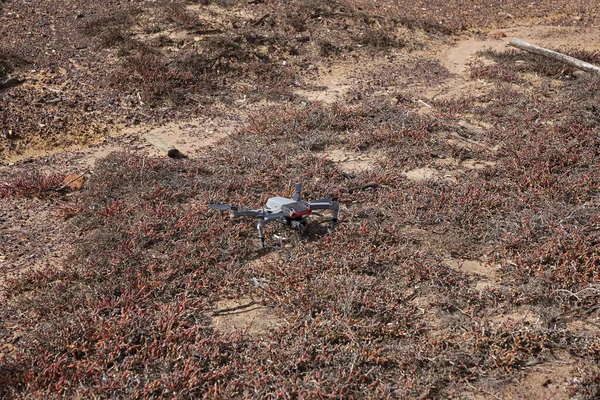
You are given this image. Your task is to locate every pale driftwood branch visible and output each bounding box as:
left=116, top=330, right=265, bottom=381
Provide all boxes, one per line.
left=507, top=38, right=600, bottom=75
left=417, top=99, right=433, bottom=109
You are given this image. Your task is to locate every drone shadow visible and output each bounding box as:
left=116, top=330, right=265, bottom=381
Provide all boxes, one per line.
left=261, top=219, right=333, bottom=250
left=244, top=217, right=335, bottom=257
left=301, top=220, right=332, bottom=241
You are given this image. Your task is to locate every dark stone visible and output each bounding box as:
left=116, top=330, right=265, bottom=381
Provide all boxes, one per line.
left=167, top=148, right=188, bottom=159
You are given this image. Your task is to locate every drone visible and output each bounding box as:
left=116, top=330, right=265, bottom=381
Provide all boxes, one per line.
left=209, top=184, right=339, bottom=248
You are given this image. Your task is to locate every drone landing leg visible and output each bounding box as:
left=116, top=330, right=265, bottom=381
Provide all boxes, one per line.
left=257, top=220, right=266, bottom=249
left=331, top=206, right=339, bottom=226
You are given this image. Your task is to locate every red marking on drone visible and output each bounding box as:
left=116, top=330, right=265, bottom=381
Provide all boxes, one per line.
left=290, top=208, right=312, bottom=218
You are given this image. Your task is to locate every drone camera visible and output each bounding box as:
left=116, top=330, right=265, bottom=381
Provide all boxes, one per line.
left=290, top=219, right=308, bottom=229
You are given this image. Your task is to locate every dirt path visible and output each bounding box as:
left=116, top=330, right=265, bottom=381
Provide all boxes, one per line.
left=444, top=25, right=600, bottom=75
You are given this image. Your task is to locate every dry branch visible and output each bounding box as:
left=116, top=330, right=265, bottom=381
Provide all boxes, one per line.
left=56, top=172, right=87, bottom=192
left=507, top=38, right=600, bottom=75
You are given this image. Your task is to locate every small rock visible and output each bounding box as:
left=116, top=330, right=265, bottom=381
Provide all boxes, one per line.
left=167, top=148, right=188, bottom=159
left=307, top=64, right=316, bottom=71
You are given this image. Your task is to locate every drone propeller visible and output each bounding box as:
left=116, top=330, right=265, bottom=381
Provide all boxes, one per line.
left=292, top=183, right=302, bottom=201
left=209, top=204, right=238, bottom=211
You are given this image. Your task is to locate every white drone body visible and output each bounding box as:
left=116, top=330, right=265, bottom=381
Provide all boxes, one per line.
left=265, top=196, right=296, bottom=212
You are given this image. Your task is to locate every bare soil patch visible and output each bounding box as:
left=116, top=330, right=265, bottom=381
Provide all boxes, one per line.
left=211, top=298, right=281, bottom=335
left=403, top=167, right=439, bottom=182
left=140, top=117, right=237, bottom=157
left=444, top=258, right=496, bottom=279
left=294, top=65, right=353, bottom=104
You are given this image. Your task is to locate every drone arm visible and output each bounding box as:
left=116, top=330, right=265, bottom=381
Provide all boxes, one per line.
left=236, top=210, right=264, bottom=218
left=209, top=204, right=264, bottom=219
left=263, top=212, right=286, bottom=225
left=309, top=197, right=339, bottom=224
left=309, top=197, right=339, bottom=210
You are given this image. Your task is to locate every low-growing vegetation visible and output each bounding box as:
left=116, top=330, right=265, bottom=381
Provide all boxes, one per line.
left=2, top=0, right=600, bottom=398
left=3, top=76, right=600, bottom=396
left=0, top=172, right=66, bottom=199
